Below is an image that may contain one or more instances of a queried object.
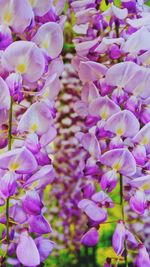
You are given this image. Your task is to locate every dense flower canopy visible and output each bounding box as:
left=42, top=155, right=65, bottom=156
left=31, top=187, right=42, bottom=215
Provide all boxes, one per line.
left=0, top=0, right=150, bottom=267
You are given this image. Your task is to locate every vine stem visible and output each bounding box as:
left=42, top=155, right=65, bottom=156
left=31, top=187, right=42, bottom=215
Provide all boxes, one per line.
left=120, top=175, right=128, bottom=267
left=6, top=97, right=13, bottom=243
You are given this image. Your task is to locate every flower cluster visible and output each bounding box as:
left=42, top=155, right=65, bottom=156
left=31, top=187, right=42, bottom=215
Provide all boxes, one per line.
left=0, top=0, right=65, bottom=266
left=49, top=56, right=87, bottom=252
left=71, top=0, right=150, bottom=265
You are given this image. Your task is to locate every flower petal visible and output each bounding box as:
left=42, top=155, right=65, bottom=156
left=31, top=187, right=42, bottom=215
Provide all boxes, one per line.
left=81, top=228, right=99, bottom=247
left=100, top=148, right=136, bottom=176
left=32, top=22, right=63, bottom=58
left=16, top=231, right=40, bottom=266
left=104, top=110, right=140, bottom=137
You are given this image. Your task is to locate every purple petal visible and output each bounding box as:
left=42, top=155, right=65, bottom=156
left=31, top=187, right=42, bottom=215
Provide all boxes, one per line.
left=100, top=170, right=119, bottom=193
left=81, top=82, right=99, bottom=103
left=82, top=182, right=96, bottom=198
left=79, top=199, right=107, bottom=222
left=81, top=228, right=99, bottom=247
left=133, top=122, right=150, bottom=151
left=104, top=110, right=140, bottom=137
left=10, top=204, right=27, bottom=224
left=92, top=191, right=114, bottom=208
left=2, top=41, right=45, bottom=82
left=112, top=221, right=126, bottom=255
left=16, top=230, right=40, bottom=266
left=81, top=133, right=101, bottom=159
left=132, top=145, right=147, bottom=166
left=126, top=229, right=138, bottom=248
left=0, top=171, right=17, bottom=198
left=79, top=61, right=107, bottom=82
left=136, top=245, right=150, bottom=267
left=31, top=0, right=52, bottom=16
left=32, top=22, right=63, bottom=58
left=35, top=237, right=54, bottom=262
left=18, top=102, right=53, bottom=135
left=103, top=4, right=128, bottom=20
left=24, top=165, right=55, bottom=189
left=122, top=27, right=150, bottom=55
left=0, top=77, right=10, bottom=110
left=95, top=37, right=124, bottom=54
left=0, top=25, right=12, bottom=50
left=0, top=0, right=33, bottom=33
left=22, top=191, right=43, bottom=215
left=89, top=96, right=120, bottom=120
left=0, top=147, right=37, bottom=174
left=100, top=148, right=136, bottom=176
left=130, top=190, right=147, bottom=215
left=130, top=175, right=150, bottom=192
left=29, top=214, right=52, bottom=234
left=105, top=61, right=139, bottom=88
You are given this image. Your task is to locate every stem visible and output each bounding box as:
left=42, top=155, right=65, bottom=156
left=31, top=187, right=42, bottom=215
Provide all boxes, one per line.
left=115, top=19, right=120, bottom=38
left=92, top=246, right=96, bottom=267
left=6, top=97, right=13, bottom=243
left=120, top=175, right=128, bottom=267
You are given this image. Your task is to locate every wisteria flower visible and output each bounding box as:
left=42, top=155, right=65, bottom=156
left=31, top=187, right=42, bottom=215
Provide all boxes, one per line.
left=2, top=41, right=45, bottom=82
left=32, top=22, right=63, bottom=59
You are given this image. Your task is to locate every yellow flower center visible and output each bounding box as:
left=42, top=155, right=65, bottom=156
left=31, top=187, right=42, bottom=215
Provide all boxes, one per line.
left=141, top=183, right=149, bottom=191
left=42, top=40, right=49, bottom=50
left=3, top=10, right=12, bottom=24
left=16, top=63, right=27, bottom=74
left=113, top=162, right=122, bottom=171
left=29, top=0, right=37, bottom=7
left=30, top=123, right=38, bottom=132
left=116, top=127, right=124, bottom=136
left=101, top=111, right=108, bottom=120
left=142, top=136, right=149, bottom=145
left=9, top=162, right=20, bottom=171
left=43, top=88, right=49, bottom=98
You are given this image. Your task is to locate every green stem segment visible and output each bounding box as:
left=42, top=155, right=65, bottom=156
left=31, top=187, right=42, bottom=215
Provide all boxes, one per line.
left=120, top=175, right=128, bottom=267
left=6, top=97, right=13, bottom=243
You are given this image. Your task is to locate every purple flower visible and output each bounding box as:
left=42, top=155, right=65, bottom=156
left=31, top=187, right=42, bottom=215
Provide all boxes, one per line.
left=89, top=96, right=121, bottom=120
left=112, top=221, right=126, bottom=255
left=81, top=227, right=99, bottom=246
left=100, top=170, right=119, bottom=192
left=78, top=61, right=107, bottom=82
left=0, top=147, right=37, bottom=174
left=0, top=0, right=33, bottom=33
left=130, top=190, right=147, bottom=215
left=80, top=132, right=101, bottom=159
left=78, top=199, right=107, bottom=223
left=17, top=102, right=53, bottom=135
left=123, top=27, right=150, bottom=55
left=0, top=171, right=17, bottom=198
left=22, top=191, right=43, bottom=215
left=104, top=110, right=140, bottom=138
left=28, top=214, right=52, bottom=234
left=32, top=22, right=63, bottom=59
left=100, top=148, right=136, bottom=176
left=2, top=41, right=45, bottom=82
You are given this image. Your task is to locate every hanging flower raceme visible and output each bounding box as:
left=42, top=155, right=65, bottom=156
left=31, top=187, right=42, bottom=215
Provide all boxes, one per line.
left=71, top=0, right=150, bottom=265
left=47, top=58, right=88, bottom=252
left=0, top=0, right=65, bottom=266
